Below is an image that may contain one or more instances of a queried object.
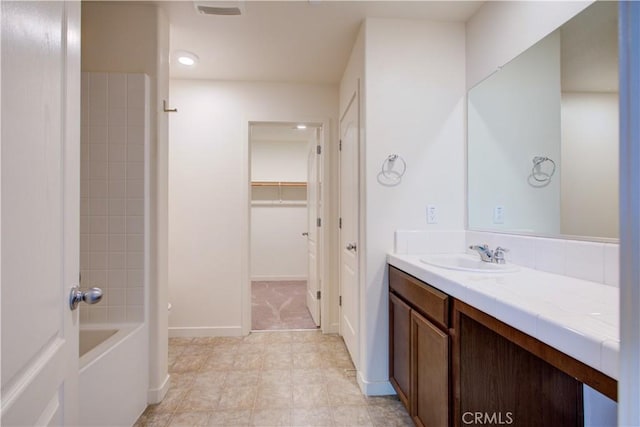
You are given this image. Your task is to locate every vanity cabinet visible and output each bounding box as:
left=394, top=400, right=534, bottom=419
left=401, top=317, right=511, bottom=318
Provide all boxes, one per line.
left=388, top=264, right=617, bottom=427
left=389, top=266, right=450, bottom=427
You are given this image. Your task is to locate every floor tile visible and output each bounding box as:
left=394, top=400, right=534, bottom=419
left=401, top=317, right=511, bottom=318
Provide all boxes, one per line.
left=136, top=331, right=411, bottom=427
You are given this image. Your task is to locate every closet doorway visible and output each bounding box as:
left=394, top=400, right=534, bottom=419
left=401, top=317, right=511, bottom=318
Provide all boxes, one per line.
left=249, top=122, right=323, bottom=331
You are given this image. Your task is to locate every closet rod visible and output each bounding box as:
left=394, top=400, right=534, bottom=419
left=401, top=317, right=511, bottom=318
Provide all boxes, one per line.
left=251, top=181, right=307, bottom=187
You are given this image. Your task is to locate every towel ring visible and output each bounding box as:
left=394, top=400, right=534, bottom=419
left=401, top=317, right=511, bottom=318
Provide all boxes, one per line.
left=531, top=156, right=556, bottom=183
left=381, top=154, right=407, bottom=181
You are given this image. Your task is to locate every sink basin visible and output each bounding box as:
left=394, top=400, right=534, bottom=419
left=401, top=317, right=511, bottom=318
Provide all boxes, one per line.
left=419, top=254, right=518, bottom=273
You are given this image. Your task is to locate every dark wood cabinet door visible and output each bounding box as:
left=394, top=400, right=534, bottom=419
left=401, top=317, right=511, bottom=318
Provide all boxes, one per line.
left=412, top=310, right=449, bottom=427
left=389, top=292, right=412, bottom=408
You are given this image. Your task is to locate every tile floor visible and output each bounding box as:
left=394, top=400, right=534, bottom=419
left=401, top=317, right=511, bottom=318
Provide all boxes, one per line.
left=135, top=330, right=413, bottom=426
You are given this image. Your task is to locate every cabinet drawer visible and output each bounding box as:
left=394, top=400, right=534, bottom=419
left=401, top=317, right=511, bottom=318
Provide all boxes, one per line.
left=389, top=266, right=449, bottom=329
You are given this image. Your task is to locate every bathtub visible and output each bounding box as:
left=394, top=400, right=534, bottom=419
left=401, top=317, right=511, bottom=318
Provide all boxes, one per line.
left=79, top=323, right=148, bottom=427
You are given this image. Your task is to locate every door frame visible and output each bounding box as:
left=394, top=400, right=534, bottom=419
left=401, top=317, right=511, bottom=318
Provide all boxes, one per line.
left=241, top=118, right=331, bottom=334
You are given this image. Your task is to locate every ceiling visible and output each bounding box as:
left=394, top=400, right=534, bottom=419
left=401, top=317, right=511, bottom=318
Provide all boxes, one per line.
left=159, top=1, right=483, bottom=84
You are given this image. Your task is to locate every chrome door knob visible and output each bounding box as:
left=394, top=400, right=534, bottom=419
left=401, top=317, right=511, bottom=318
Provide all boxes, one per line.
left=69, top=286, right=103, bottom=311
left=346, top=243, right=357, bottom=251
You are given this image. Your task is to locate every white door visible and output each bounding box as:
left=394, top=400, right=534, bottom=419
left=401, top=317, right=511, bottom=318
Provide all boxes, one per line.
left=305, top=129, right=321, bottom=326
left=339, top=91, right=360, bottom=364
left=1, top=1, right=81, bottom=425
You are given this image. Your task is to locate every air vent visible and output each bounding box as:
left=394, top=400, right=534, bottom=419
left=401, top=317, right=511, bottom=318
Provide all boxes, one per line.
left=194, top=1, right=244, bottom=16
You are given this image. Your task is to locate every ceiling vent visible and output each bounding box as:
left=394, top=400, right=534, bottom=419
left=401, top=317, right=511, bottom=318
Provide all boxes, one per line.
left=193, top=1, right=244, bottom=16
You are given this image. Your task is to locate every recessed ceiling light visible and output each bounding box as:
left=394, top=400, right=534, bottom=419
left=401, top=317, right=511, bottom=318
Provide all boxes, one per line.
left=296, top=124, right=307, bottom=130
left=174, top=50, right=199, bottom=67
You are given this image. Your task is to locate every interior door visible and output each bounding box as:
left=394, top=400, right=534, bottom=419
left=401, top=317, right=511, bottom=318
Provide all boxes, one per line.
left=305, top=129, right=321, bottom=326
left=339, top=91, right=360, bottom=364
left=1, top=1, right=81, bottom=425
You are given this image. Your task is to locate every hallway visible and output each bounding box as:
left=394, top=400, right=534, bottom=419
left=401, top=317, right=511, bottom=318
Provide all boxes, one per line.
left=135, top=331, right=411, bottom=426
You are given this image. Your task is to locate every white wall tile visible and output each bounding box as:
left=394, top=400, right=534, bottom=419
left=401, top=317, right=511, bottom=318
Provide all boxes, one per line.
left=109, top=109, right=127, bottom=127
left=127, top=145, right=144, bottom=162
left=89, top=216, right=108, bottom=234
left=108, top=73, right=127, bottom=109
left=126, top=306, right=144, bottom=322
left=108, top=199, right=126, bottom=216
left=127, top=235, right=144, bottom=252
left=88, top=73, right=108, bottom=110
left=109, top=216, right=126, bottom=234
left=89, top=252, right=108, bottom=269
left=126, top=180, right=144, bottom=198
left=126, top=162, right=144, bottom=180
left=127, top=126, right=144, bottom=144
left=565, top=241, right=605, bottom=283
left=89, top=306, right=108, bottom=323
left=81, top=72, right=147, bottom=324
left=108, top=162, right=126, bottom=180
left=89, top=126, right=108, bottom=144
left=127, top=108, right=145, bottom=126
left=108, top=307, right=126, bottom=323
left=126, top=199, right=144, bottom=216
left=89, top=180, right=108, bottom=198
left=108, top=270, right=127, bottom=287
left=127, top=270, right=144, bottom=287
left=126, top=216, right=144, bottom=234
left=89, top=144, right=108, bottom=162
left=493, top=234, right=535, bottom=268
left=109, top=288, right=126, bottom=306
left=109, top=234, right=126, bottom=252
left=109, top=181, right=126, bottom=198
left=534, top=237, right=566, bottom=275
left=89, top=198, right=108, bottom=216
left=108, top=126, right=127, bottom=145
left=109, top=252, right=126, bottom=269
left=126, top=288, right=144, bottom=305
left=109, top=144, right=126, bottom=162
left=89, top=234, right=108, bottom=252
left=603, top=244, right=619, bottom=287
left=127, top=252, right=144, bottom=269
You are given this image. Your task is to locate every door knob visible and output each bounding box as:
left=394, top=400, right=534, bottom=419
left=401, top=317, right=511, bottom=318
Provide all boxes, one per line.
left=302, top=232, right=309, bottom=236
left=69, top=286, right=103, bottom=311
left=346, top=243, right=357, bottom=251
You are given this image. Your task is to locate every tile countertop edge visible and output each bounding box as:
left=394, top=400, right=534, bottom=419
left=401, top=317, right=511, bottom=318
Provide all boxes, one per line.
left=387, top=253, right=619, bottom=381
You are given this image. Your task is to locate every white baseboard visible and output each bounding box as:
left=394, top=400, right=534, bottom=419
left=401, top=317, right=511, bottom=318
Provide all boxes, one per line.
left=147, top=373, right=170, bottom=404
left=168, top=326, right=243, bottom=337
left=250, top=275, right=307, bottom=282
left=356, top=371, right=397, bottom=396
left=323, top=322, right=340, bottom=334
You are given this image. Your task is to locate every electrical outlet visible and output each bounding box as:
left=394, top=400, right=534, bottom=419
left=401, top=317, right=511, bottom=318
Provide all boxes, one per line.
left=493, top=205, right=505, bottom=224
left=427, top=205, right=438, bottom=224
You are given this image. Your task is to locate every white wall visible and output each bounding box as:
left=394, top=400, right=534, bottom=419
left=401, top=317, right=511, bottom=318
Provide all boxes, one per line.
left=81, top=1, right=170, bottom=404
left=466, top=1, right=592, bottom=89
left=561, top=92, right=619, bottom=238
left=341, top=18, right=466, bottom=394
left=251, top=139, right=309, bottom=280
left=168, top=80, right=338, bottom=336
left=468, top=31, right=562, bottom=235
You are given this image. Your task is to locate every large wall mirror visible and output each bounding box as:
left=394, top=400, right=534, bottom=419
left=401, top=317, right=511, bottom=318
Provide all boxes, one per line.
left=468, top=1, right=618, bottom=240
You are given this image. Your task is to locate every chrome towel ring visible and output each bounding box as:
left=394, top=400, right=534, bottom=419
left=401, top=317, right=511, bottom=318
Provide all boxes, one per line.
left=531, top=156, right=556, bottom=183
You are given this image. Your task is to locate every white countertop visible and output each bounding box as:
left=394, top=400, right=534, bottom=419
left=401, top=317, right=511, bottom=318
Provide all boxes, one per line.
left=387, top=253, right=619, bottom=380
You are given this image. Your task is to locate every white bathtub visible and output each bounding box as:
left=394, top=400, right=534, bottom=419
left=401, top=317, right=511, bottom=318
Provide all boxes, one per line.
left=79, top=323, right=148, bottom=427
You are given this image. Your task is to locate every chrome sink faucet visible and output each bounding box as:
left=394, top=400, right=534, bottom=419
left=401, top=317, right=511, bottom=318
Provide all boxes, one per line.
left=469, top=244, right=509, bottom=264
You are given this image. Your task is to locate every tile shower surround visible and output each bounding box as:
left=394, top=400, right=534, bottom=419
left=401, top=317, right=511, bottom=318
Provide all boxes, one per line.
left=394, top=230, right=619, bottom=287
left=136, top=331, right=412, bottom=427
left=80, top=72, right=148, bottom=323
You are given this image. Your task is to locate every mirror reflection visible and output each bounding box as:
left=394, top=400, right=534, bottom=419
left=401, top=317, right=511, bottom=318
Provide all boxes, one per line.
left=467, top=1, right=618, bottom=240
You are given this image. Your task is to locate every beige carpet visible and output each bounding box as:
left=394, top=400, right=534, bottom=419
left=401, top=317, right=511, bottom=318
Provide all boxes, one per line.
left=251, top=281, right=318, bottom=330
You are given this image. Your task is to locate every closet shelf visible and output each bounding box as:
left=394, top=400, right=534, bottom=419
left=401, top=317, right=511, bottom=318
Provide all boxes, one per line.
left=251, top=181, right=307, bottom=187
